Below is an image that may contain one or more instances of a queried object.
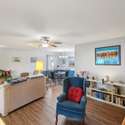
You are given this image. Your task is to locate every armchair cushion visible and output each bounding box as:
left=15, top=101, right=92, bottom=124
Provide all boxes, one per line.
left=57, top=100, right=83, bottom=112
left=68, top=87, right=83, bottom=103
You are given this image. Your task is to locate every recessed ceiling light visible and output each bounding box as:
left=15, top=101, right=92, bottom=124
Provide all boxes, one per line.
left=0, top=45, right=6, bottom=48
left=42, top=43, right=49, bottom=48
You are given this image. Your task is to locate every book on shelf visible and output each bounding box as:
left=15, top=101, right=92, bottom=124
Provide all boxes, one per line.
left=104, top=94, right=111, bottom=102
left=114, top=96, right=125, bottom=106
left=90, top=91, right=111, bottom=102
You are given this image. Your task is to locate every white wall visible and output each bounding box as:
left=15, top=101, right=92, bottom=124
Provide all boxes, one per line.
left=0, top=48, right=50, bottom=75
left=0, top=48, right=74, bottom=76
left=75, top=37, right=125, bottom=82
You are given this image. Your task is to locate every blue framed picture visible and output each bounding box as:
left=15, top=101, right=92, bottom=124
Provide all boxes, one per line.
left=95, top=45, right=121, bottom=65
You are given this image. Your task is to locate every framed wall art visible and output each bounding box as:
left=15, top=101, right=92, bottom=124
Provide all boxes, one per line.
left=95, top=45, right=121, bottom=65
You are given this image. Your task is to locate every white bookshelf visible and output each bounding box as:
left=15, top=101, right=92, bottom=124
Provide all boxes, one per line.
left=86, top=79, right=125, bottom=109
left=87, top=95, right=125, bottom=109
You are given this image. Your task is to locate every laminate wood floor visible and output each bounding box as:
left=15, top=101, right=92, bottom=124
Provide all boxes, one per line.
left=0, top=86, right=124, bottom=125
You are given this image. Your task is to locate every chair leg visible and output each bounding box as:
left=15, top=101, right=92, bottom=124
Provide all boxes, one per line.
left=55, top=114, right=58, bottom=125
left=81, top=120, right=83, bottom=125
left=81, top=118, right=85, bottom=125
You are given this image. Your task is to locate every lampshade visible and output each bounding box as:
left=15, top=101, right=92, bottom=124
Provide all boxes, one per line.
left=35, top=60, right=44, bottom=72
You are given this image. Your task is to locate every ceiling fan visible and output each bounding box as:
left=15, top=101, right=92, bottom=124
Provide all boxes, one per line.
left=29, top=36, right=62, bottom=48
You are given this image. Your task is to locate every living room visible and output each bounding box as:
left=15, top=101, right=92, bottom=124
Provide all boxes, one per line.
left=0, top=0, right=125, bottom=125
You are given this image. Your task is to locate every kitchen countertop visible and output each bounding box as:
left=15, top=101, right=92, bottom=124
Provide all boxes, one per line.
left=0, top=74, right=45, bottom=87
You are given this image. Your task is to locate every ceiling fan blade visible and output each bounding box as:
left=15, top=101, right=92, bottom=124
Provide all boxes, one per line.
left=52, top=41, right=62, bottom=44
left=49, top=44, right=57, bottom=47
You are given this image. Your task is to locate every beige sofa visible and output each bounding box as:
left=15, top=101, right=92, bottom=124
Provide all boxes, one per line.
left=0, top=75, right=46, bottom=116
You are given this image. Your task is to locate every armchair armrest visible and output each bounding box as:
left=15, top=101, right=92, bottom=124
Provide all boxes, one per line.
left=57, top=93, right=66, bottom=102
left=80, top=96, right=87, bottom=107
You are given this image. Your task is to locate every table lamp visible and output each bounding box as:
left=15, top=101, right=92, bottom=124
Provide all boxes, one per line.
left=35, top=60, right=44, bottom=74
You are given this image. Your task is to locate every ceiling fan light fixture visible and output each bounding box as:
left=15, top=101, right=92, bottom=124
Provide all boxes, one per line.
left=42, top=43, right=49, bottom=48
left=28, top=36, right=61, bottom=48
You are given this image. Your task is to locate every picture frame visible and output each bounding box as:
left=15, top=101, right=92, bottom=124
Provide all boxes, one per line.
left=30, top=57, right=37, bottom=63
left=95, top=45, right=121, bottom=65
left=12, top=57, right=21, bottom=62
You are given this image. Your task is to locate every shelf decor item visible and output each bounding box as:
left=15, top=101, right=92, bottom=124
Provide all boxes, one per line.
left=95, top=45, right=121, bottom=65
left=78, top=70, right=89, bottom=78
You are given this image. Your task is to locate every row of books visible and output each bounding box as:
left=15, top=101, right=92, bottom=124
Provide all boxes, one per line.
left=90, top=91, right=111, bottom=102
left=89, top=91, right=125, bottom=107
left=113, top=97, right=125, bottom=106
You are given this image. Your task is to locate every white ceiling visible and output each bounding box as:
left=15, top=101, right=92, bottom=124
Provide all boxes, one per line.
left=0, top=0, right=125, bottom=51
